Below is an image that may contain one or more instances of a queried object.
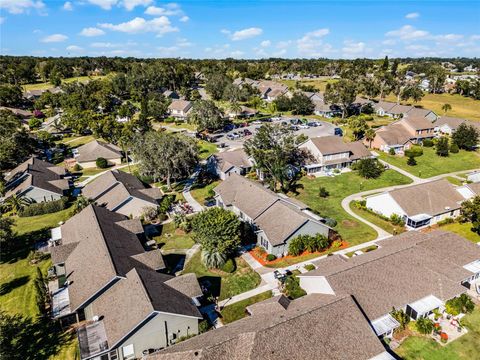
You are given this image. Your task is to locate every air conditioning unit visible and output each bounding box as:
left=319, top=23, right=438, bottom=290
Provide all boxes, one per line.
left=92, top=315, right=99, bottom=322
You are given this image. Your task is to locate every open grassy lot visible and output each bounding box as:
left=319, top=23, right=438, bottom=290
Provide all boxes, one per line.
left=293, top=170, right=412, bottom=245
left=56, top=135, right=96, bottom=148
left=182, top=251, right=261, bottom=301
left=190, top=180, right=220, bottom=205
left=13, top=206, right=74, bottom=236
left=378, top=148, right=480, bottom=178
left=383, top=93, right=480, bottom=122
left=220, top=291, right=272, bottom=324
left=154, top=222, right=196, bottom=251
left=349, top=203, right=405, bottom=235
left=198, top=140, right=218, bottom=160
left=279, top=78, right=338, bottom=92
left=23, top=75, right=107, bottom=91
left=438, top=222, right=480, bottom=243
left=395, top=306, right=480, bottom=360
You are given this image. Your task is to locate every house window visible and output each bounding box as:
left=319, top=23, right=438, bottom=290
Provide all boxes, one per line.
left=122, top=344, right=135, bottom=360
left=109, top=351, right=118, bottom=360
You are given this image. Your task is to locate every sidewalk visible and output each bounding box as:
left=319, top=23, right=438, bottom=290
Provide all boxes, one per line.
left=182, top=169, right=204, bottom=212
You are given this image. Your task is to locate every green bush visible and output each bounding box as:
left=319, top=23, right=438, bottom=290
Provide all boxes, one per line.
left=405, top=146, right=423, bottom=158
left=324, top=217, right=337, bottom=228
left=407, top=155, right=417, bottom=166
left=73, top=163, right=82, bottom=172
left=318, top=186, right=329, bottom=198
left=450, top=143, right=459, bottom=153
left=445, top=294, right=475, bottom=316
left=416, top=317, right=434, bottom=334
left=221, top=258, right=236, bottom=273
left=19, top=197, right=68, bottom=217
left=422, top=138, right=434, bottom=147
left=288, top=234, right=330, bottom=256
left=284, top=275, right=306, bottom=300
left=390, top=213, right=405, bottom=226
left=198, top=320, right=211, bottom=333
left=28, top=117, right=42, bottom=129
left=96, top=157, right=108, bottom=168
left=266, top=254, right=277, bottom=261
left=389, top=148, right=396, bottom=155
left=304, top=264, right=316, bottom=271
left=437, top=217, right=455, bottom=226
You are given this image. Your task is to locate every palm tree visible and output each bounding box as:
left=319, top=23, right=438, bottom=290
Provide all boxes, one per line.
left=3, top=194, right=33, bottom=215
left=441, top=103, right=452, bottom=115
left=250, top=96, right=262, bottom=110
left=201, top=249, right=227, bottom=269
left=230, top=101, right=242, bottom=118
left=364, top=128, right=376, bottom=148
left=267, top=101, right=278, bottom=115
left=72, top=196, right=93, bottom=214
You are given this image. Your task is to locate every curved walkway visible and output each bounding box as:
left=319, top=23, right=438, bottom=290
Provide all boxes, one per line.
left=183, top=169, right=204, bottom=212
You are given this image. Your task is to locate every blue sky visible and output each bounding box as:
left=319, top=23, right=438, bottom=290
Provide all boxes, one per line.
left=1, top=0, right=479, bottom=58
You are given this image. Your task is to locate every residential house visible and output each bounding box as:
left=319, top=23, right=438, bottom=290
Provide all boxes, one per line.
left=299, top=136, right=372, bottom=175
left=48, top=205, right=203, bottom=360
left=2, top=157, right=69, bottom=203
left=365, top=179, right=468, bottom=229
left=207, top=149, right=254, bottom=180
left=41, top=114, right=70, bottom=134
left=0, top=106, right=33, bottom=120
left=74, top=140, right=123, bottom=168
left=313, top=101, right=341, bottom=118
left=303, top=91, right=323, bottom=102
left=372, top=101, right=437, bottom=122
left=23, top=87, right=62, bottom=100
left=214, top=174, right=333, bottom=256
left=227, top=105, right=258, bottom=119
left=168, top=99, right=193, bottom=120
left=82, top=170, right=163, bottom=218
left=148, top=294, right=395, bottom=360
left=255, top=80, right=290, bottom=102
left=467, top=171, right=480, bottom=183
left=370, top=116, right=435, bottom=154
left=298, top=230, right=480, bottom=338
left=434, top=116, right=480, bottom=135
left=162, top=90, right=180, bottom=99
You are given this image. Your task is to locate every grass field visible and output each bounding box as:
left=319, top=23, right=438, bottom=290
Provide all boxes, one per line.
left=293, top=170, right=412, bottom=245
left=220, top=291, right=272, bottom=324
left=154, top=222, right=196, bottom=251
left=383, top=93, right=480, bottom=122
left=23, top=75, right=106, bottom=91
left=439, top=222, right=480, bottom=243
left=190, top=180, right=220, bottom=205
left=182, top=251, right=261, bottom=301
left=378, top=148, right=480, bottom=178
left=395, top=306, right=480, bottom=360
left=13, top=206, right=74, bottom=236
left=279, top=78, right=338, bottom=92
left=63, top=135, right=96, bottom=148
left=349, top=203, right=405, bottom=235
left=198, top=140, right=218, bottom=160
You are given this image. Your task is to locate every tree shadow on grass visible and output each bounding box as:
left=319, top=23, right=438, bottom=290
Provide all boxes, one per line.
left=1, top=312, right=75, bottom=360
left=198, top=275, right=222, bottom=299
left=0, top=276, right=30, bottom=296
left=2, top=229, right=50, bottom=265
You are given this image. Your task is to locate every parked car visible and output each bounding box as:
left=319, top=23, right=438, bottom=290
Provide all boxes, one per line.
left=334, top=127, right=343, bottom=136
left=243, top=129, right=252, bottom=136
left=252, top=120, right=262, bottom=125
left=239, top=122, right=249, bottom=127
left=224, top=124, right=235, bottom=132
left=298, top=124, right=310, bottom=129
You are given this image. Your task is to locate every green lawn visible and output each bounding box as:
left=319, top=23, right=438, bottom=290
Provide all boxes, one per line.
left=279, top=78, right=338, bottom=92
left=383, top=92, right=480, bottom=122
left=23, top=75, right=106, bottom=91
left=13, top=206, right=74, bottom=236
left=198, top=140, right=218, bottom=160
left=182, top=251, right=261, bottom=301
left=446, top=176, right=465, bottom=186
left=61, top=135, right=96, bottom=148
left=220, top=291, right=272, bottom=324
left=378, top=148, right=480, bottom=178
left=293, top=170, right=412, bottom=245
left=190, top=180, right=220, bottom=205
left=349, top=203, right=405, bottom=235
left=395, top=306, right=480, bottom=360
left=439, top=222, right=480, bottom=243
left=154, top=222, right=196, bottom=251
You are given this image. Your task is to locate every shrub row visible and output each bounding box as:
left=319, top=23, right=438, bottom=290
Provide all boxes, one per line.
left=288, top=233, right=330, bottom=256
left=19, top=197, right=68, bottom=217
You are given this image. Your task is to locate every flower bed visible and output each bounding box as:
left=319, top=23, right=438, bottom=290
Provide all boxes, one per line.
left=249, top=240, right=349, bottom=267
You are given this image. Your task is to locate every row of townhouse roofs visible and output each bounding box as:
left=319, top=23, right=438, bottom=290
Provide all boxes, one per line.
left=43, top=180, right=480, bottom=360
left=152, top=230, right=480, bottom=360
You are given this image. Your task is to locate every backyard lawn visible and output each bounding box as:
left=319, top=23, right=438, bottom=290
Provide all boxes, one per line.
left=349, top=203, right=405, bottom=235
left=198, top=140, right=218, bottom=160
left=395, top=306, right=480, bottom=360
left=378, top=148, right=480, bottom=178
left=293, top=170, right=412, bottom=245
left=23, top=75, right=106, bottom=91
left=57, top=135, right=96, bottom=148
left=438, top=222, right=480, bottom=243
left=182, top=251, right=261, bottom=301
left=190, top=180, right=220, bottom=205
left=154, top=221, right=196, bottom=251
left=279, top=78, right=338, bottom=92
left=13, top=206, right=74, bottom=236
left=220, top=291, right=272, bottom=324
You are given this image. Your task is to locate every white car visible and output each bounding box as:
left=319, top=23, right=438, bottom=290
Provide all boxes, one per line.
left=298, top=124, right=310, bottom=129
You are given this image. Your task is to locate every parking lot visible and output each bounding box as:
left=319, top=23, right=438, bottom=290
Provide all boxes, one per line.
left=212, top=117, right=338, bottom=150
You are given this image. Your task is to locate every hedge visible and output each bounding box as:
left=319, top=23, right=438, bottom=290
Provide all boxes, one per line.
left=19, top=197, right=68, bottom=217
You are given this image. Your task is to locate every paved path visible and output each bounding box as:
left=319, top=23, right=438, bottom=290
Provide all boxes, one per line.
left=182, top=169, right=204, bottom=212
left=218, top=283, right=274, bottom=308
left=77, top=162, right=135, bottom=187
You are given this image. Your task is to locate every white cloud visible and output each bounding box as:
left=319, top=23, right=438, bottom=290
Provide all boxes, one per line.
left=276, top=40, right=292, bottom=49
left=66, top=45, right=84, bottom=52
left=385, top=25, right=429, bottom=40
left=0, top=0, right=45, bottom=14
left=99, top=16, right=178, bottom=35
left=86, top=0, right=118, bottom=10
left=229, top=50, right=244, bottom=57
left=297, top=28, right=331, bottom=56
left=434, top=34, right=463, bottom=41
left=179, top=15, right=189, bottom=22
left=80, top=27, right=105, bottom=37
left=260, top=40, right=271, bottom=47
left=405, top=12, right=420, bottom=19
left=470, top=35, right=480, bottom=41
left=0, top=17, right=5, bottom=24
left=91, top=42, right=118, bottom=48
left=41, top=34, right=68, bottom=43
left=145, top=5, right=181, bottom=16
left=342, top=40, right=367, bottom=56
left=122, top=0, right=152, bottom=11
left=273, top=49, right=287, bottom=57
left=63, top=1, right=73, bottom=10
left=223, top=27, right=263, bottom=41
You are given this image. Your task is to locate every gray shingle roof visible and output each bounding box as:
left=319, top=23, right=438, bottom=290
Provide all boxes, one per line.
left=165, top=273, right=203, bottom=298
left=211, top=149, right=253, bottom=173
left=75, top=140, right=122, bottom=163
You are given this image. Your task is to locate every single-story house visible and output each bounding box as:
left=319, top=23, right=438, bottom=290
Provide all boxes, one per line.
left=149, top=294, right=395, bottom=360
left=82, top=170, right=163, bottom=218
left=299, top=136, right=372, bottom=175
left=372, top=101, right=437, bottom=122
left=207, top=148, right=254, bottom=180
left=298, top=230, right=480, bottom=338
left=434, top=116, right=480, bottom=135
left=227, top=106, right=258, bottom=119
left=162, top=90, right=180, bottom=99
left=313, top=101, right=342, bottom=118
left=74, top=140, right=123, bottom=168
left=370, top=116, right=435, bottom=154
left=0, top=106, right=33, bottom=119
left=168, top=100, right=193, bottom=120
left=467, top=171, right=480, bottom=183
left=214, top=174, right=333, bottom=256
left=48, top=205, right=203, bottom=359
left=2, top=157, right=69, bottom=203
left=365, top=179, right=468, bottom=229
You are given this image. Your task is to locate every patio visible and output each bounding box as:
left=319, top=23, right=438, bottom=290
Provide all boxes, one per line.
left=432, top=316, right=468, bottom=345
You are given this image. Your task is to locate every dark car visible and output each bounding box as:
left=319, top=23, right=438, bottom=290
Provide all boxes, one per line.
left=223, top=124, right=235, bottom=132
left=334, top=127, right=343, bottom=136
left=244, top=129, right=252, bottom=136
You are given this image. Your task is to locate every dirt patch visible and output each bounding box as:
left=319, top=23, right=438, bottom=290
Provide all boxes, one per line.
left=341, top=219, right=359, bottom=228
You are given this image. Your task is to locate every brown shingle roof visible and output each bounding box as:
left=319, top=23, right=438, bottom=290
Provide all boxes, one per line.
left=75, top=140, right=122, bottom=163
left=149, top=295, right=387, bottom=360
left=375, top=122, right=413, bottom=146
left=164, top=273, right=203, bottom=298
left=309, top=136, right=351, bottom=155
left=389, top=179, right=465, bottom=217
left=212, top=149, right=253, bottom=173
left=168, top=99, right=192, bottom=112
left=402, top=116, right=435, bottom=130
